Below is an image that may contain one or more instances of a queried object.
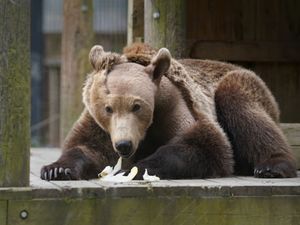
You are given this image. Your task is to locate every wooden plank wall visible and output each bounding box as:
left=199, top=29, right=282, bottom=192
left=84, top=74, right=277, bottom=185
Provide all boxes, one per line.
left=187, top=0, right=300, bottom=122
left=0, top=201, right=7, bottom=225
left=5, top=197, right=300, bottom=225
left=281, top=124, right=300, bottom=168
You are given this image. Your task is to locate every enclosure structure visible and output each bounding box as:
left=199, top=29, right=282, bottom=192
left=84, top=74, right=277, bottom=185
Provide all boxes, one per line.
left=0, top=0, right=300, bottom=224
left=0, top=148, right=299, bottom=225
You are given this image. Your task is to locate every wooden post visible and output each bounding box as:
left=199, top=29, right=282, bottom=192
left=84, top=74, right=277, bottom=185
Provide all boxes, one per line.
left=60, top=0, right=94, bottom=143
left=48, top=66, right=60, bottom=147
left=127, top=0, right=144, bottom=45
left=144, top=0, right=186, bottom=58
left=31, top=0, right=43, bottom=145
left=0, top=0, right=30, bottom=187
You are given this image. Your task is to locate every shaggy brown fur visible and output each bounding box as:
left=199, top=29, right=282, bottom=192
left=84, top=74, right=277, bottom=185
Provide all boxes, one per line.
left=41, top=43, right=297, bottom=180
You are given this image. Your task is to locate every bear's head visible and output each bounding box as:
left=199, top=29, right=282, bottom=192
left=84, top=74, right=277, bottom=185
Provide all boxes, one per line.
left=83, top=45, right=171, bottom=158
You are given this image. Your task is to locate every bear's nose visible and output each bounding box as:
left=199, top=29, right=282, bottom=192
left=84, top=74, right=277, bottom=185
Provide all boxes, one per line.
left=115, top=140, right=133, bottom=157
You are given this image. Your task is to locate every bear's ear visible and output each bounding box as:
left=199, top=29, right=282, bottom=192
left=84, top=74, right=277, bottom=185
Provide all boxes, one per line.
left=145, top=48, right=171, bottom=84
left=89, top=45, right=106, bottom=70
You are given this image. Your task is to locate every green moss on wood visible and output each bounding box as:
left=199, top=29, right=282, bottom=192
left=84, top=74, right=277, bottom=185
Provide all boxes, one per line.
left=145, top=0, right=186, bottom=58
left=0, top=201, right=7, bottom=225
left=0, top=0, right=30, bottom=187
left=6, top=196, right=300, bottom=225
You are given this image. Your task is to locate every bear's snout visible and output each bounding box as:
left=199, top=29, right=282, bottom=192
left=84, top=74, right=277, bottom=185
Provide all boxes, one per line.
left=115, top=140, right=133, bottom=158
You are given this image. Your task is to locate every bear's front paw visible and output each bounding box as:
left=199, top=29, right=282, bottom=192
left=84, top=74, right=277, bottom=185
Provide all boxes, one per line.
left=254, top=159, right=297, bottom=178
left=133, top=162, right=161, bottom=180
left=40, top=162, right=81, bottom=181
left=116, top=164, right=159, bottom=180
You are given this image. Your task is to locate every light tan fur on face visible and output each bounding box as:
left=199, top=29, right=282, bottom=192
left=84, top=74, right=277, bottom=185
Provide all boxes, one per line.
left=106, top=63, right=158, bottom=105
left=104, top=95, right=153, bottom=155
left=82, top=70, right=108, bottom=128
left=89, top=92, right=153, bottom=155
left=83, top=62, right=157, bottom=156
left=83, top=45, right=171, bottom=157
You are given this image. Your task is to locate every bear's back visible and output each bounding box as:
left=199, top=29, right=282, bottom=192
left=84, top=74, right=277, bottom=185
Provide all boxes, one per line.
left=178, top=59, right=241, bottom=89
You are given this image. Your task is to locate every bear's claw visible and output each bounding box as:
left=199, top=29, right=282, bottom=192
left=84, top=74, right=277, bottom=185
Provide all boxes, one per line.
left=41, top=164, right=78, bottom=181
left=254, top=167, right=282, bottom=178
left=254, top=159, right=297, bottom=178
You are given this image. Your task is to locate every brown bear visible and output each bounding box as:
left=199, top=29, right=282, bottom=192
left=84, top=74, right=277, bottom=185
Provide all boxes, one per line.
left=41, top=43, right=297, bottom=180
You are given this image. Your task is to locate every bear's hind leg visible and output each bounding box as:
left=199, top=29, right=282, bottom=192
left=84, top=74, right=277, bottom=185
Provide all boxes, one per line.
left=215, top=70, right=297, bottom=178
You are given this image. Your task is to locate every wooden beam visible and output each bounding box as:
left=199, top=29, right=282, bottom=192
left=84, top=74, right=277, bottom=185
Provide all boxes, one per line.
left=189, top=41, right=300, bottom=62
left=127, top=0, right=144, bottom=45
left=48, top=67, right=60, bottom=147
left=281, top=123, right=300, bottom=146
left=144, top=0, right=186, bottom=58
left=0, top=201, right=7, bottom=225
left=5, top=196, right=300, bottom=225
left=0, top=0, right=30, bottom=187
left=31, top=0, right=43, bottom=145
left=281, top=123, right=300, bottom=168
left=4, top=149, right=300, bottom=225
left=60, top=0, right=94, bottom=143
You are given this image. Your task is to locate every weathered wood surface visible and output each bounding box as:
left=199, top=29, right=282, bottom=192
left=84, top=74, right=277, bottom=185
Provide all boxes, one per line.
left=186, top=0, right=300, bottom=123
left=60, top=0, right=94, bottom=143
left=189, top=41, right=300, bottom=62
left=255, top=64, right=300, bottom=123
left=186, top=0, right=300, bottom=46
left=6, top=197, right=300, bottom=225
left=47, top=66, right=60, bottom=147
left=0, top=145, right=300, bottom=225
left=26, top=123, right=300, bottom=198
left=0, top=0, right=30, bottom=187
left=281, top=123, right=300, bottom=168
left=0, top=124, right=299, bottom=224
left=127, top=0, right=144, bottom=44
left=0, top=201, right=7, bottom=225
left=144, top=0, right=186, bottom=58
left=29, top=146, right=300, bottom=198
left=281, top=123, right=300, bottom=146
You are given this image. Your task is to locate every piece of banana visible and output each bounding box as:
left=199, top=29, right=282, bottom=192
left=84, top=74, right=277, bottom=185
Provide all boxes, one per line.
left=143, top=169, right=160, bottom=182
left=99, top=157, right=160, bottom=183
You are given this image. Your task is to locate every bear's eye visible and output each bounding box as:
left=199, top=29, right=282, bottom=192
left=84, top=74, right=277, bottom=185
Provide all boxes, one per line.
left=105, top=106, right=113, bottom=114
left=132, top=103, right=141, bottom=112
